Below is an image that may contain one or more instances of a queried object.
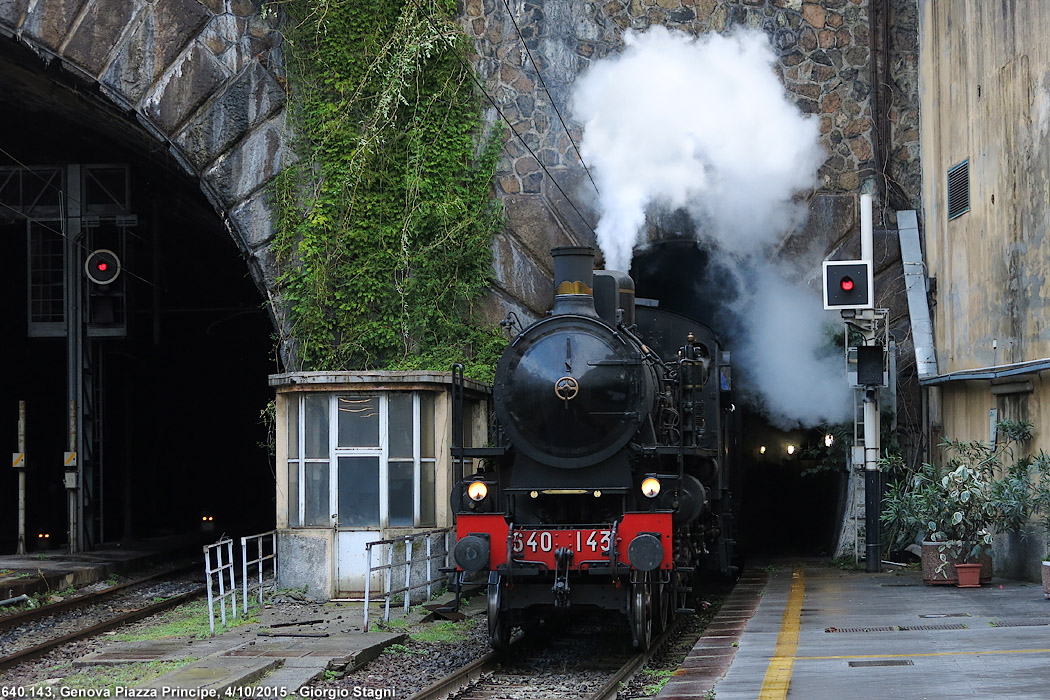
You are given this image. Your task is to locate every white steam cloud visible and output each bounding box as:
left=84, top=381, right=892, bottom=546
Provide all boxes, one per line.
left=571, top=27, right=850, bottom=428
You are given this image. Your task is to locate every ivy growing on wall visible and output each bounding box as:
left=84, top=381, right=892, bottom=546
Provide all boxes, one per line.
left=271, top=0, right=505, bottom=381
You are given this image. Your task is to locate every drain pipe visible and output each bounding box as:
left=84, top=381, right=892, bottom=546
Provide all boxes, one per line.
left=0, top=594, right=29, bottom=607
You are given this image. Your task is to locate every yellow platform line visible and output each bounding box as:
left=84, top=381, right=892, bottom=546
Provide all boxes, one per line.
left=758, top=567, right=805, bottom=699
left=796, top=648, right=1050, bottom=661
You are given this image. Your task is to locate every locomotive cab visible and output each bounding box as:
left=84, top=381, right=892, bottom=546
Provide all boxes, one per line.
left=451, top=246, right=736, bottom=650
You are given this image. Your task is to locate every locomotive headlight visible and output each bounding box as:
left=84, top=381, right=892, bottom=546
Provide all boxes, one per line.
left=467, top=481, right=489, bottom=502
left=641, top=477, right=661, bottom=498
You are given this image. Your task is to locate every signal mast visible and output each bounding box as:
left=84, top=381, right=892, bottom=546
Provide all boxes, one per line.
left=823, top=194, right=887, bottom=573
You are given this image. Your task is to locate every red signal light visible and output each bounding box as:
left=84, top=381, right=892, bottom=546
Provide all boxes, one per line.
left=85, top=249, right=120, bottom=285
left=840, top=276, right=855, bottom=292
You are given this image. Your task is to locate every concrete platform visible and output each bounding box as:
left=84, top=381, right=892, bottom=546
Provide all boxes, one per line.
left=658, top=563, right=1050, bottom=700
left=0, top=534, right=204, bottom=600
left=66, top=587, right=485, bottom=696
left=134, top=632, right=407, bottom=697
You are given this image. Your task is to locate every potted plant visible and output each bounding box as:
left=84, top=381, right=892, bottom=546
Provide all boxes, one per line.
left=882, top=420, right=1035, bottom=587
left=1030, top=451, right=1050, bottom=599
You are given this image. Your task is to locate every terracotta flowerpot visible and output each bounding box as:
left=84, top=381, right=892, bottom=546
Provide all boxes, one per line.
left=1042, top=561, right=1050, bottom=600
left=955, top=563, right=982, bottom=588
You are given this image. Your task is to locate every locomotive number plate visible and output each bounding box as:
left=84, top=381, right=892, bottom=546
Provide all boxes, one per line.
left=511, top=529, right=612, bottom=555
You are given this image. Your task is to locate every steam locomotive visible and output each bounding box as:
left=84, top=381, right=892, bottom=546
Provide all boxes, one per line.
left=451, top=246, right=737, bottom=650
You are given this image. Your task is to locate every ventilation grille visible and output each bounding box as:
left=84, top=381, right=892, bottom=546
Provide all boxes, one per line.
left=990, top=619, right=1050, bottom=628
left=825, top=623, right=967, bottom=633
left=947, top=160, right=970, bottom=220
left=849, top=660, right=914, bottom=668
left=897, top=624, right=968, bottom=631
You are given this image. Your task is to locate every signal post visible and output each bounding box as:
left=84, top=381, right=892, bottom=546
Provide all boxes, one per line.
left=824, top=193, right=886, bottom=573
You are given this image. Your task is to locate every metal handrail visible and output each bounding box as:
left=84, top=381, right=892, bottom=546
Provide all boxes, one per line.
left=204, top=538, right=237, bottom=636
left=241, top=530, right=278, bottom=612
left=363, top=528, right=452, bottom=629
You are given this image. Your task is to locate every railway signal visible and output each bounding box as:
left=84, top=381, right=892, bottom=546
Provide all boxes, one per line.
left=85, top=249, right=121, bottom=285
left=85, top=249, right=123, bottom=327
left=823, top=260, right=873, bottom=310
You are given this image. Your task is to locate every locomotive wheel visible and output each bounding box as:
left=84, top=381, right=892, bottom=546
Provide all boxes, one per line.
left=654, top=581, right=671, bottom=633
left=631, top=578, right=653, bottom=650
left=487, top=578, right=511, bottom=649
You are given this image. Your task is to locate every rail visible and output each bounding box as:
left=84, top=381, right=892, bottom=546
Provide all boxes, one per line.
left=0, top=586, right=204, bottom=672
left=241, top=530, right=278, bottom=612
left=363, top=528, right=452, bottom=630
left=405, top=621, right=679, bottom=700
left=203, top=537, right=237, bottom=636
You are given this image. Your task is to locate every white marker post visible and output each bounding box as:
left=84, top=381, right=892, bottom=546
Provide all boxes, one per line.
left=859, top=194, right=881, bottom=573
left=15, top=401, right=26, bottom=555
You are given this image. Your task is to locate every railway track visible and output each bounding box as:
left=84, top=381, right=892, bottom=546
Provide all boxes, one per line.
left=407, top=622, right=677, bottom=700
left=0, top=567, right=206, bottom=672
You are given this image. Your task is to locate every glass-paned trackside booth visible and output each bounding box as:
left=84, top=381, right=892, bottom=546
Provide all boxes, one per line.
left=271, top=371, right=489, bottom=600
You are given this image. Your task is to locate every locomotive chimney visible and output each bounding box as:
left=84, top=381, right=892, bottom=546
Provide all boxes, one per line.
left=551, top=246, right=598, bottom=317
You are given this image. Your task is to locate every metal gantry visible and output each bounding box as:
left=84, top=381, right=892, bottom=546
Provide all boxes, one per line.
left=3, top=163, right=133, bottom=552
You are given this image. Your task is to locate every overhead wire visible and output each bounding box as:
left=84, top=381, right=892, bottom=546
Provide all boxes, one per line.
left=0, top=197, right=155, bottom=288
left=407, top=0, right=598, bottom=238
left=499, top=0, right=601, bottom=196
left=0, top=143, right=153, bottom=246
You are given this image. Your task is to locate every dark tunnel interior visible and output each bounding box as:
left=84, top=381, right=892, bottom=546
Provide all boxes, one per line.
left=630, top=238, right=845, bottom=558
left=0, top=38, right=277, bottom=551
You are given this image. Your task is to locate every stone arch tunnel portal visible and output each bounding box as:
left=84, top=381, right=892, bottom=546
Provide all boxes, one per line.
left=0, top=36, right=277, bottom=552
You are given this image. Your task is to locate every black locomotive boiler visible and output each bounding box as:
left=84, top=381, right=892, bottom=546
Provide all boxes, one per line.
left=451, top=246, right=737, bottom=649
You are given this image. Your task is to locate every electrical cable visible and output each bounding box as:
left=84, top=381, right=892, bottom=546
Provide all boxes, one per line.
left=0, top=144, right=152, bottom=245
left=499, top=0, right=600, bottom=196
left=407, top=0, right=598, bottom=238
left=0, top=198, right=154, bottom=287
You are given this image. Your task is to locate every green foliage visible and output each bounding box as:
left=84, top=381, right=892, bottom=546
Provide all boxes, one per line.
left=799, top=422, right=852, bottom=477
left=383, top=642, right=425, bottom=655
left=409, top=618, right=472, bottom=643
left=881, top=419, right=1037, bottom=563
left=1026, top=450, right=1050, bottom=558
left=639, top=668, right=674, bottom=694
left=109, top=599, right=259, bottom=641
left=271, top=0, right=505, bottom=380
left=32, top=659, right=194, bottom=692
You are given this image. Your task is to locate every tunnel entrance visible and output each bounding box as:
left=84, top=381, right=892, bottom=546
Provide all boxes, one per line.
left=630, top=238, right=846, bottom=559
left=0, top=39, right=277, bottom=552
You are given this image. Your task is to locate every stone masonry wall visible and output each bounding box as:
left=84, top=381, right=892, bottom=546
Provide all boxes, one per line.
left=461, top=0, right=921, bottom=320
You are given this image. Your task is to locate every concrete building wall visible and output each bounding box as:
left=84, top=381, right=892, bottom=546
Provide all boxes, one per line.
left=918, top=2, right=1050, bottom=443
left=918, top=0, right=1050, bottom=579
left=919, top=1, right=1050, bottom=378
